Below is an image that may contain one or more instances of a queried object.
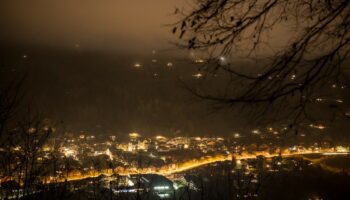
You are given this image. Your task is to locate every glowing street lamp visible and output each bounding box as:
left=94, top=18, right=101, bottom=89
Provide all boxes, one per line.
left=134, top=63, right=142, bottom=68
left=166, top=62, right=173, bottom=67
left=193, top=73, right=203, bottom=79
left=129, top=132, right=140, bottom=138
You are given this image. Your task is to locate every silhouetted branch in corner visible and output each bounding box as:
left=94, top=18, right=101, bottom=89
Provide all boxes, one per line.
left=173, top=0, right=350, bottom=128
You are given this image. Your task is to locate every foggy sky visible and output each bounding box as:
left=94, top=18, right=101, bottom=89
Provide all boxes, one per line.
left=2, top=0, right=247, bottom=137
left=1, top=0, right=350, bottom=140
left=0, top=0, right=184, bottom=53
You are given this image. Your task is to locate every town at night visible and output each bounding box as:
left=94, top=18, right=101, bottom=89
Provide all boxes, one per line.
left=1, top=0, right=350, bottom=199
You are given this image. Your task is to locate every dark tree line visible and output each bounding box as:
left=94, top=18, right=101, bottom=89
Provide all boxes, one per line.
left=0, top=66, right=62, bottom=199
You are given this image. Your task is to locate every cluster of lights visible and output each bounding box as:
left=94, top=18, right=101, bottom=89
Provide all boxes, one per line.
left=28, top=145, right=349, bottom=185
left=61, top=147, right=77, bottom=158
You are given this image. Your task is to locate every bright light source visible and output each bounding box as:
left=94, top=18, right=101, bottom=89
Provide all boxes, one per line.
left=309, top=124, right=326, bottom=130
left=128, top=179, right=134, bottom=186
left=167, top=62, right=173, bottom=67
left=316, top=98, right=323, bottom=102
left=158, top=193, right=170, bottom=198
left=105, top=148, right=113, bottom=160
left=129, top=132, right=140, bottom=138
left=335, top=146, right=348, bottom=153
left=336, top=99, right=343, bottom=103
left=61, top=147, right=76, bottom=158
left=193, top=73, right=203, bottom=79
left=173, top=182, right=180, bottom=190
left=134, top=63, right=142, bottom=68
left=194, top=59, right=205, bottom=63
left=154, top=186, right=169, bottom=190
left=156, top=135, right=166, bottom=140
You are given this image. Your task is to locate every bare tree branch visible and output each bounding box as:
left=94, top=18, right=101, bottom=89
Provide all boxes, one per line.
left=173, top=0, right=350, bottom=126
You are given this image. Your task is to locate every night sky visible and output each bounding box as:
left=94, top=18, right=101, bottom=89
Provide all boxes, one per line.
left=1, top=0, right=350, bottom=140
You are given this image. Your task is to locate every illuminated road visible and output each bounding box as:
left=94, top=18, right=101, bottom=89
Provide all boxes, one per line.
left=49, top=150, right=349, bottom=183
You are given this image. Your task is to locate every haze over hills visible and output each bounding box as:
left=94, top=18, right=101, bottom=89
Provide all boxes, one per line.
left=0, top=44, right=349, bottom=144
left=0, top=44, right=251, bottom=137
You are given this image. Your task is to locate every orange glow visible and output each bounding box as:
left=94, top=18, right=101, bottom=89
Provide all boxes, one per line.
left=42, top=148, right=349, bottom=184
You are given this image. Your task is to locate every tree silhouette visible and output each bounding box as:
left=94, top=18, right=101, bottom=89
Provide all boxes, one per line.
left=0, top=73, right=24, bottom=139
left=0, top=66, right=59, bottom=199
left=0, top=110, right=55, bottom=199
left=173, top=0, right=350, bottom=126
